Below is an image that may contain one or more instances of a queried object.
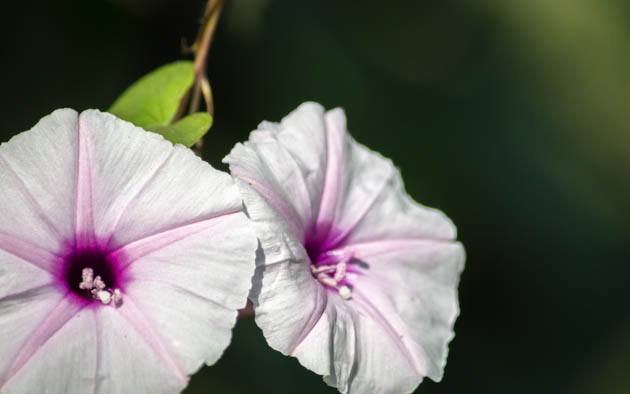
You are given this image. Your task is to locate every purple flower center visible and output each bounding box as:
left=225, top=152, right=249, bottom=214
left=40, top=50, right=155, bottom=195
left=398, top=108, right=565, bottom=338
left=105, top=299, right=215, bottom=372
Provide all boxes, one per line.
left=305, top=234, right=355, bottom=300
left=60, top=241, right=126, bottom=306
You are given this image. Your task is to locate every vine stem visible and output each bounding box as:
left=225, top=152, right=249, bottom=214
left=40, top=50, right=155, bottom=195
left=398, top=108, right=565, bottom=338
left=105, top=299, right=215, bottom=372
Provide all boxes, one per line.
left=238, top=300, right=254, bottom=318
left=190, top=0, right=223, bottom=116
left=185, top=0, right=224, bottom=155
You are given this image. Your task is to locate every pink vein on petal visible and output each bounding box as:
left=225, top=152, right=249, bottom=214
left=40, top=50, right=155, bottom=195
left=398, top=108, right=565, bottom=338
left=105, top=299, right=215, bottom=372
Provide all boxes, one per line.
left=344, top=238, right=453, bottom=260
left=352, top=288, right=426, bottom=375
left=266, top=133, right=315, bottom=228
left=233, top=170, right=304, bottom=237
left=2, top=294, right=83, bottom=386
left=288, top=282, right=328, bottom=355
left=75, top=116, right=95, bottom=246
left=116, top=296, right=188, bottom=384
left=92, top=309, right=104, bottom=394
left=0, top=155, right=63, bottom=240
left=0, top=231, right=61, bottom=273
left=0, top=284, right=56, bottom=305
left=110, top=210, right=242, bottom=268
left=327, top=167, right=395, bottom=248
left=313, top=111, right=345, bottom=239
left=103, top=149, right=174, bottom=249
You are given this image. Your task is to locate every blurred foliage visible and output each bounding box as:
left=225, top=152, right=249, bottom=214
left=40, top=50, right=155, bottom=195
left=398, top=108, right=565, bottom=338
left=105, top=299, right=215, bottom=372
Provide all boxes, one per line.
left=1, top=0, right=629, bottom=393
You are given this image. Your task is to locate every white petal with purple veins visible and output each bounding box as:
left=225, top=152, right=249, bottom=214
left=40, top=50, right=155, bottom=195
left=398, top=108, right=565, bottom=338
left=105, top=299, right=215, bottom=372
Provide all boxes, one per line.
left=0, top=109, right=256, bottom=394
left=0, top=109, right=78, bottom=261
left=228, top=103, right=328, bottom=241
left=231, top=179, right=322, bottom=355
left=123, top=213, right=256, bottom=368
left=3, top=305, right=98, bottom=394
left=94, top=306, right=187, bottom=394
left=226, top=102, right=465, bottom=393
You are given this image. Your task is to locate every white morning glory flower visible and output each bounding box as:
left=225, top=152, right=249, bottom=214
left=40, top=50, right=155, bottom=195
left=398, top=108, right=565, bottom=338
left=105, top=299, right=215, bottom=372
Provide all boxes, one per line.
left=225, top=102, right=465, bottom=393
left=0, top=109, right=256, bottom=394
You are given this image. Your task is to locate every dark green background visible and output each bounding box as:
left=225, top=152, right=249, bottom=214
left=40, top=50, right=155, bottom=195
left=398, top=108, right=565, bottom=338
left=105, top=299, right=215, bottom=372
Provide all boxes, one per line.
left=2, top=1, right=629, bottom=393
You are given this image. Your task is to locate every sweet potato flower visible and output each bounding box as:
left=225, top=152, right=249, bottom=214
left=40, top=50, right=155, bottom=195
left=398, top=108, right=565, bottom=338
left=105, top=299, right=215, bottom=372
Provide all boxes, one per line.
left=226, top=102, right=465, bottom=393
left=0, top=109, right=256, bottom=394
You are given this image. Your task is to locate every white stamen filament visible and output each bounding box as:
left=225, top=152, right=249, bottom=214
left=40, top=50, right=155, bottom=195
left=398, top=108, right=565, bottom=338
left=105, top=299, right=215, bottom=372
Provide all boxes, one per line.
left=310, top=264, right=337, bottom=275
left=317, top=273, right=338, bottom=288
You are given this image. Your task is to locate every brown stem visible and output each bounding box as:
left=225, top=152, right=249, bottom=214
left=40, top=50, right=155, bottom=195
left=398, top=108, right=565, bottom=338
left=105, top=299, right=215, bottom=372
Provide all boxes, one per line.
left=189, top=0, right=224, bottom=117
left=178, top=0, right=223, bottom=156
left=238, top=300, right=254, bottom=319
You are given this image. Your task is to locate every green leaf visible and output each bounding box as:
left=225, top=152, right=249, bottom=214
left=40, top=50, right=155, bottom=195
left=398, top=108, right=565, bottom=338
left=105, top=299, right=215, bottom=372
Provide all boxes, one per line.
left=109, top=61, right=194, bottom=129
left=151, top=112, right=213, bottom=147
left=109, top=61, right=213, bottom=147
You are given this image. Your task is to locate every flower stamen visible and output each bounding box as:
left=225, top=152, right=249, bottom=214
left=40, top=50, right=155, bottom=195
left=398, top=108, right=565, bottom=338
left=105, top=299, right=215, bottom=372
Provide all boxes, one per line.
left=93, top=275, right=106, bottom=291
left=310, top=251, right=353, bottom=300
left=311, top=264, right=337, bottom=275
left=78, top=267, right=94, bottom=290
left=78, top=266, right=122, bottom=306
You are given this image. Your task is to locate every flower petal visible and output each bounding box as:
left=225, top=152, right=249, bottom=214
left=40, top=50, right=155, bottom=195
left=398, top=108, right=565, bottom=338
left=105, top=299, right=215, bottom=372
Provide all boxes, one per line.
left=312, top=108, right=346, bottom=240
left=225, top=102, right=328, bottom=241
left=322, top=109, right=457, bottom=247
left=293, top=295, right=423, bottom=394
left=122, top=210, right=256, bottom=369
left=224, top=104, right=336, bottom=357
left=1, top=295, right=86, bottom=390
left=0, top=249, right=55, bottom=302
left=76, top=110, right=242, bottom=249
left=0, top=109, right=79, bottom=261
left=95, top=307, right=187, bottom=394
left=1, top=304, right=97, bottom=394
left=3, top=305, right=189, bottom=394
left=0, top=272, right=61, bottom=387
left=232, top=180, right=326, bottom=355
left=354, top=240, right=465, bottom=381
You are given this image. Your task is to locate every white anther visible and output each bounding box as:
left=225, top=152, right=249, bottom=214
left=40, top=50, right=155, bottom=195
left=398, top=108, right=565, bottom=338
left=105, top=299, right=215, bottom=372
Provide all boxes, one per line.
left=95, top=290, right=112, bottom=305
left=338, top=285, right=352, bottom=300
left=78, top=268, right=94, bottom=290
left=112, top=289, right=122, bottom=306
left=79, top=267, right=121, bottom=307
left=93, top=276, right=106, bottom=290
